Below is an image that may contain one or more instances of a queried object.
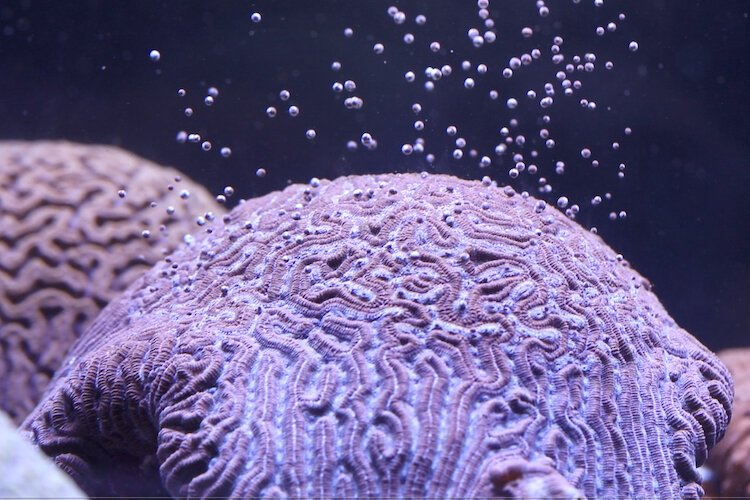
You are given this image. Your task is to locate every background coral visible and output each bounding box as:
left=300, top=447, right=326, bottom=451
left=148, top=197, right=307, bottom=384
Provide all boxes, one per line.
left=705, top=348, right=750, bottom=496
left=23, top=173, right=731, bottom=498
left=0, top=141, right=224, bottom=423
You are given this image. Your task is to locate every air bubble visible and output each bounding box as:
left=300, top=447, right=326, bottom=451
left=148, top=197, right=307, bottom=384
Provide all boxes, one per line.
left=344, top=97, right=364, bottom=109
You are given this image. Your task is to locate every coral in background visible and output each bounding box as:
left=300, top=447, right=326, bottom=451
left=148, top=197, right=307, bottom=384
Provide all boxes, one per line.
left=705, top=348, right=749, bottom=496
left=0, top=141, right=224, bottom=423
left=23, top=173, right=731, bottom=498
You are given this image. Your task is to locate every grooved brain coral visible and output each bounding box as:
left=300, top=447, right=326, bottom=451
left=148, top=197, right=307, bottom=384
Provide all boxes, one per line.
left=0, top=141, right=224, bottom=423
left=22, top=173, right=731, bottom=499
left=705, top=348, right=750, bottom=496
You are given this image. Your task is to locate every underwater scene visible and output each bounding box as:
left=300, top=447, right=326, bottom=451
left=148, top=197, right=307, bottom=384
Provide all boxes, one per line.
left=0, top=0, right=748, bottom=498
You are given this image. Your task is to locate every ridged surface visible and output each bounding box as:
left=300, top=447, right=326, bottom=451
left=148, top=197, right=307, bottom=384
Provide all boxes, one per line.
left=0, top=141, right=224, bottom=423
left=705, top=348, right=749, bottom=496
left=22, top=173, right=732, bottom=498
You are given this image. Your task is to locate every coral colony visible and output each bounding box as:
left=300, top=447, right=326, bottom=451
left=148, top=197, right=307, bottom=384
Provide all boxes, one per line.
left=23, top=173, right=731, bottom=498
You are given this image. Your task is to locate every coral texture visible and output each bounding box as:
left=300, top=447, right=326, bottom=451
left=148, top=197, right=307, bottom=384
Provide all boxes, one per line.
left=0, top=141, right=223, bottom=423
left=22, top=173, right=731, bottom=498
left=705, top=348, right=749, bottom=496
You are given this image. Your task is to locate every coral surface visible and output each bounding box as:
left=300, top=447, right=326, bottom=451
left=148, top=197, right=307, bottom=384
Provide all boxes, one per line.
left=22, top=173, right=732, bottom=498
left=705, top=348, right=749, bottom=496
left=0, top=141, right=223, bottom=423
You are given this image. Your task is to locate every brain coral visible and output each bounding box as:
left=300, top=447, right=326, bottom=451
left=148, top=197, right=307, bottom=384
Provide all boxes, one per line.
left=0, top=141, right=223, bottom=423
left=704, top=348, right=749, bottom=496
left=22, top=173, right=731, bottom=498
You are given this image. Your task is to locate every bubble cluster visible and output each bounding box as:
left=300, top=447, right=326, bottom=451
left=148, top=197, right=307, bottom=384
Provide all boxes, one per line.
left=165, top=1, right=639, bottom=226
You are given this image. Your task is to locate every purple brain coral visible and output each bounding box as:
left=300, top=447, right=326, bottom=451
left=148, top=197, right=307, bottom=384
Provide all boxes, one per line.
left=0, top=141, right=223, bottom=423
left=22, top=173, right=731, bottom=498
left=704, top=348, right=750, bottom=496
